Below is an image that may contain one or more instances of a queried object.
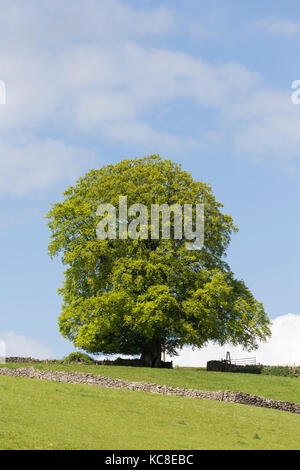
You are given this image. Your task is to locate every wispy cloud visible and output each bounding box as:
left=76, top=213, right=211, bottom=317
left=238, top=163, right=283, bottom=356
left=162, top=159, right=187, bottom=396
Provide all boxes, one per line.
left=0, top=138, right=94, bottom=195
left=0, top=331, right=55, bottom=359
left=252, top=17, right=300, bottom=37
left=0, top=1, right=300, bottom=197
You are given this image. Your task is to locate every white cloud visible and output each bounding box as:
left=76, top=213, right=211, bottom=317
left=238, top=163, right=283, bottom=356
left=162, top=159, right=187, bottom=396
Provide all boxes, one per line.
left=1, top=38, right=295, bottom=169
left=0, top=138, right=94, bottom=195
left=0, top=0, right=175, bottom=44
left=0, top=1, right=175, bottom=196
left=253, top=17, right=300, bottom=37
left=76, top=92, right=136, bottom=129
left=225, top=89, right=300, bottom=163
left=167, top=314, right=300, bottom=367
left=102, top=120, right=200, bottom=153
left=0, top=1, right=300, bottom=197
left=0, top=331, right=55, bottom=359
left=0, top=37, right=261, bottom=189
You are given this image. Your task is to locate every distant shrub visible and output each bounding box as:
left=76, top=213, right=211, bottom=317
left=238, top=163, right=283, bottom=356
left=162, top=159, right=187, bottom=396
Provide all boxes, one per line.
left=232, top=365, right=262, bottom=374
left=207, top=361, right=300, bottom=378
left=261, top=366, right=300, bottom=378
left=63, top=352, right=94, bottom=364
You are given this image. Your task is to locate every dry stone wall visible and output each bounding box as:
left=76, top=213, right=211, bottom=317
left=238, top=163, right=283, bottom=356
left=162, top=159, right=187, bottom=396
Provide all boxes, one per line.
left=5, top=357, right=61, bottom=363
left=207, top=360, right=261, bottom=374
left=0, top=366, right=299, bottom=414
left=5, top=357, right=173, bottom=368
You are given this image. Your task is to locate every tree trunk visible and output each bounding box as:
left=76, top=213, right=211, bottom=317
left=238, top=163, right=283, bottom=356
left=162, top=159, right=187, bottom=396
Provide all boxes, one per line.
left=140, top=341, right=162, bottom=368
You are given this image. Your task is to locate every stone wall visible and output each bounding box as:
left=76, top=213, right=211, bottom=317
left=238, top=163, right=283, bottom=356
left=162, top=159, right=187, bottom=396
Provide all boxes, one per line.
left=95, top=357, right=173, bottom=369
left=0, top=366, right=299, bottom=414
left=5, top=356, right=173, bottom=368
left=5, top=357, right=58, bottom=363
left=207, top=360, right=261, bottom=374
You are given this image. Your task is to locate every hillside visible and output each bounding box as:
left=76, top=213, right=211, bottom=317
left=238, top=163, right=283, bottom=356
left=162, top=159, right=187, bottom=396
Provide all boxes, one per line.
left=0, top=374, right=299, bottom=450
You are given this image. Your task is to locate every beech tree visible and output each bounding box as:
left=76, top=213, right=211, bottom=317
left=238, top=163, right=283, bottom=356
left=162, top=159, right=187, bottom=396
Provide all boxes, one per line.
left=47, top=155, right=270, bottom=367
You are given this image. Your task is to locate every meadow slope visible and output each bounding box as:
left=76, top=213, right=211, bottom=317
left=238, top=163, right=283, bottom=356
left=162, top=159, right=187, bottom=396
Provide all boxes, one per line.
left=0, top=374, right=300, bottom=450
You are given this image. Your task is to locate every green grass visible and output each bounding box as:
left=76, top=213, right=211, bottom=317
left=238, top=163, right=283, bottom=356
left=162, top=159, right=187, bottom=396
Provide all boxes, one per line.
left=2, top=362, right=300, bottom=403
left=0, top=375, right=299, bottom=450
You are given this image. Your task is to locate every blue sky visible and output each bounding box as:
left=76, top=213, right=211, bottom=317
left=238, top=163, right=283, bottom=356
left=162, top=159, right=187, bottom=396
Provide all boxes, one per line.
left=0, top=0, right=300, bottom=362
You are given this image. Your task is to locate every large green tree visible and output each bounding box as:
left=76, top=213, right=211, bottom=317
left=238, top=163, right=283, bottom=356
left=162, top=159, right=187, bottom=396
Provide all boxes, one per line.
left=47, top=155, right=270, bottom=367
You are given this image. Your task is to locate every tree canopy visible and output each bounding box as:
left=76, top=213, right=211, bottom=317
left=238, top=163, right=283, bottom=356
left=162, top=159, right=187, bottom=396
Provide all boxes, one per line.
left=47, top=155, right=271, bottom=367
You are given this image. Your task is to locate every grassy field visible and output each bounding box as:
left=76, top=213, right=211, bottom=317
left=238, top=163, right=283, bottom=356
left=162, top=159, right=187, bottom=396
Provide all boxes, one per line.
left=0, top=374, right=299, bottom=450
left=2, top=362, right=300, bottom=403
